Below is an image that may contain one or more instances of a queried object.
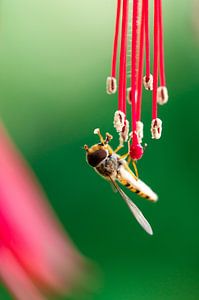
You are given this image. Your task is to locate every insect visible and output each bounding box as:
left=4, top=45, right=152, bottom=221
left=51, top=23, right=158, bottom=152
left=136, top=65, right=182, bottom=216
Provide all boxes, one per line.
left=84, top=128, right=158, bottom=235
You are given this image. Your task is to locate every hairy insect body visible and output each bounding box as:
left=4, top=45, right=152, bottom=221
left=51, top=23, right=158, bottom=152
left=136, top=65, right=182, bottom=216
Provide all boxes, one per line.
left=95, top=153, right=119, bottom=178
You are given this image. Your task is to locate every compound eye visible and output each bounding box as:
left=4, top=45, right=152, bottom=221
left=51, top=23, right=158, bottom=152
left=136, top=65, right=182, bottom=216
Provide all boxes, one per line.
left=87, top=149, right=107, bottom=167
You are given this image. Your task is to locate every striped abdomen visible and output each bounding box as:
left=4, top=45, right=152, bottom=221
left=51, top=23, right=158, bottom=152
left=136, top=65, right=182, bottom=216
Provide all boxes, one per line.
left=119, top=178, right=152, bottom=201
left=118, top=165, right=158, bottom=202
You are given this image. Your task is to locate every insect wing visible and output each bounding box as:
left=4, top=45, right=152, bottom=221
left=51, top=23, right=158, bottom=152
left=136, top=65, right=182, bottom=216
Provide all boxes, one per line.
left=124, top=196, right=153, bottom=235
left=109, top=177, right=153, bottom=235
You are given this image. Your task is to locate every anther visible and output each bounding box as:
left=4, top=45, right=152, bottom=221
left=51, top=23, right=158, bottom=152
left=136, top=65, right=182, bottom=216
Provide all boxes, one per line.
left=119, top=120, right=129, bottom=145
left=151, top=118, right=162, bottom=139
left=157, top=86, right=168, bottom=105
left=113, top=110, right=126, bottom=132
left=136, top=121, right=144, bottom=144
left=106, top=76, right=117, bottom=94
left=143, top=74, right=153, bottom=90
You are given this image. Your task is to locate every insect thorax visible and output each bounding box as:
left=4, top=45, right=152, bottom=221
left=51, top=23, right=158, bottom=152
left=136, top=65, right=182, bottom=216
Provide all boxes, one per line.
left=95, top=154, right=119, bottom=178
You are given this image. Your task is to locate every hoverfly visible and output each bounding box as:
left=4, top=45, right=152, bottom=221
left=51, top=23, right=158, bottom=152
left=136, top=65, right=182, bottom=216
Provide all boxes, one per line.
left=84, top=128, right=158, bottom=235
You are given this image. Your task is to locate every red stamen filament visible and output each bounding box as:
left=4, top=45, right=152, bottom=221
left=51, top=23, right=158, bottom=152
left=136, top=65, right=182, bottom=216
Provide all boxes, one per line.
left=131, top=0, right=139, bottom=132
left=158, top=0, right=166, bottom=86
left=111, top=0, right=122, bottom=78
left=122, top=54, right=127, bottom=115
left=118, top=0, right=129, bottom=113
left=137, top=1, right=145, bottom=122
left=152, top=0, right=159, bottom=120
left=144, top=0, right=151, bottom=80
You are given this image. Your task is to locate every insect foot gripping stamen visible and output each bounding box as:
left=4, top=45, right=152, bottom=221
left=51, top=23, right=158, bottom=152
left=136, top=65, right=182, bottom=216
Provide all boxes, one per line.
left=129, top=132, right=144, bottom=161
left=106, top=76, right=117, bottom=94
left=136, top=121, right=144, bottom=144
left=119, top=120, right=129, bottom=145
left=157, top=86, right=169, bottom=105
left=151, top=118, right=162, bottom=139
left=113, top=110, right=126, bottom=132
left=143, top=74, right=153, bottom=91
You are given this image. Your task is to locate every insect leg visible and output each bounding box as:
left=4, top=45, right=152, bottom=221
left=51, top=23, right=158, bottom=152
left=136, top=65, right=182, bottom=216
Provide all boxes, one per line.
left=132, top=160, right=139, bottom=179
left=93, top=128, right=105, bottom=144
left=114, top=144, right=124, bottom=153
left=118, top=138, right=131, bottom=159
left=127, top=156, right=131, bottom=164
left=119, top=152, right=129, bottom=160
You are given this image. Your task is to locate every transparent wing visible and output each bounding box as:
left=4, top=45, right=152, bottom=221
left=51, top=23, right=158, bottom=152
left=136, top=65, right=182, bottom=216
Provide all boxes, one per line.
left=109, top=180, right=118, bottom=193
left=109, top=177, right=153, bottom=235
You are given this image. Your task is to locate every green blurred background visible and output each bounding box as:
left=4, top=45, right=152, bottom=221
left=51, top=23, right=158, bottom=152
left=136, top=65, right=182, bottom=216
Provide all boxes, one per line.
left=0, top=0, right=199, bottom=299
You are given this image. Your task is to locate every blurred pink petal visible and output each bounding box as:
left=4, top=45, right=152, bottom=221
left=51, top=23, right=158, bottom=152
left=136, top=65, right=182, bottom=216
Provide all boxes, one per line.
left=0, top=247, right=45, bottom=300
left=0, top=124, right=85, bottom=299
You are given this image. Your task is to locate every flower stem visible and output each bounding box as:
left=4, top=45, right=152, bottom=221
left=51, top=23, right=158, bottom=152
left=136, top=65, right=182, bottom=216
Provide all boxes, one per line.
left=131, top=0, right=139, bottom=132
left=111, top=0, right=122, bottom=78
left=118, top=0, right=129, bottom=113
left=137, top=1, right=145, bottom=122
left=144, top=0, right=151, bottom=80
left=158, top=0, right=166, bottom=86
left=152, top=0, right=159, bottom=120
